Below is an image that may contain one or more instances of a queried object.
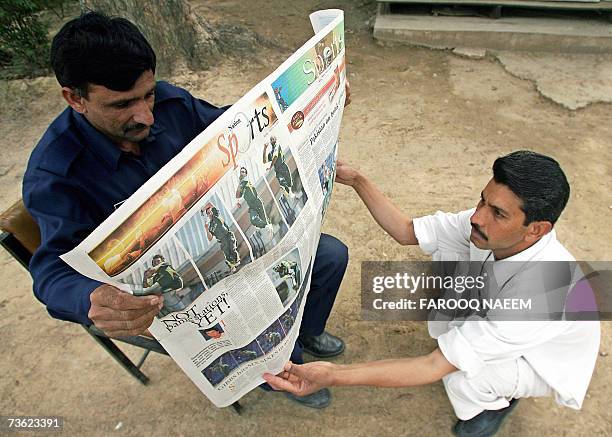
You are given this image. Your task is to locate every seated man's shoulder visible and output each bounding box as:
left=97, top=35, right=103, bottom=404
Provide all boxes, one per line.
left=155, top=80, right=193, bottom=103
left=26, top=108, right=84, bottom=179
left=154, top=81, right=227, bottom=116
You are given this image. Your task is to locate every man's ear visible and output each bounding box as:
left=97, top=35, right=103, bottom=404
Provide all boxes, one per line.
left=61, top=87, right=87, bottom=113
left=525, top=221, right=553, bottom=243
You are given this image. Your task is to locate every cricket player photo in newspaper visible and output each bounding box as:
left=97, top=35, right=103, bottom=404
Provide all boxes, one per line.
left=118, top=237, right=206, bottom=318
left=280, top=300, right=299, bottom=333
left=257, top=320, right=288, bottom=354
left=262, top=132, right=309, bottom=226
left=216, top=161, right=289, bottom=257
left=203, top=353, right=241, bottom=387
left=230, top=339, right=264, bottom=366
left=267, top=248, right=303, bottom=307
left=174, top=192, right=253, bottom=286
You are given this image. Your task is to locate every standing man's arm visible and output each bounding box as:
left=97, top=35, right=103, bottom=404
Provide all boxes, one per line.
left=335, top=160, right=417, bottom=246
left=264, top=348, right=456, bottom=396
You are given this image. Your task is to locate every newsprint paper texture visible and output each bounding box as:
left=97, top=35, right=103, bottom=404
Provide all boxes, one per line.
left=61, top=10, right=347, bottom=407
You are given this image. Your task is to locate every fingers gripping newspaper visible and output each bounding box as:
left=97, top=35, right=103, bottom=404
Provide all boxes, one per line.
left=61, top=10, right=346, bottom=407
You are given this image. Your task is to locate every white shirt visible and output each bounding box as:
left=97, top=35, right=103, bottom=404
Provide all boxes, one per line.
left=413, top=208, right=600, bottom=409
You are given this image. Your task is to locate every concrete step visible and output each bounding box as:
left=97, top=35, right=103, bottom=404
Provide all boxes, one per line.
left=374, top=14, right=612, bottom=53
left=378, top=0, right=612, bottom=11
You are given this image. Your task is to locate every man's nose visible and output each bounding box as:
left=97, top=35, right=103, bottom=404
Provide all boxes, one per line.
left=471, top=207, right=485, bottom=226
left=132, top=99, right=154, bottom=126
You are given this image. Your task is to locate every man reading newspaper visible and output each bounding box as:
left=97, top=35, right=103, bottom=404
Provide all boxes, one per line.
left=23, top=12, right=350, bottom=409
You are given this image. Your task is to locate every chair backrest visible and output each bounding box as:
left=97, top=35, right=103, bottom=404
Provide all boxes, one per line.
left=0, top=200, right=41, bottom=253
left=0, top=200, right=40, bottom=268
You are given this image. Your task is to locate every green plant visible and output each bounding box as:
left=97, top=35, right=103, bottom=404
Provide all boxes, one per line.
left=35, top=0, right=74, bottom=19
left=0, top=0, right=51, bottom=77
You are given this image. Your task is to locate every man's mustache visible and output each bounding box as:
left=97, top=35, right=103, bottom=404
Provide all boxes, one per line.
left=471, top=223, right=488, bottom=241
left=124, top=123, right=149, bottom=133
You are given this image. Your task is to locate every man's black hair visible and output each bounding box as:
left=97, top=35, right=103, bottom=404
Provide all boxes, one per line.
left=492, top=150, right=570, bottom=226
left=50, top=11, right=156, bottom=96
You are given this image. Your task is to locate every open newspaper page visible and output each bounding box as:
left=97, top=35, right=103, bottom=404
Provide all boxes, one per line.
left=61, top=10, right=347, bottom=407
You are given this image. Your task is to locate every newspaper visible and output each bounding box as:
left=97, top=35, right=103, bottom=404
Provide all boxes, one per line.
left=61, top=9, right=347, bottom=407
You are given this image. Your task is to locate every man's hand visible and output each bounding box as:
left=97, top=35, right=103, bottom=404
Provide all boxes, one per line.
left=263, top=361, right=337, bottom=397
left=335, top=160, right=361, bottom=187
left=88, top=284, right=163, bottom=338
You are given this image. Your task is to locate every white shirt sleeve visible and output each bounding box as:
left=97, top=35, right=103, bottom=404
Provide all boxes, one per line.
left=413, top=209, right=474, bottom=259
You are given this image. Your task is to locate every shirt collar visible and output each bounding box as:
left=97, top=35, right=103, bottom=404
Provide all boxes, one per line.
left=72, top=110, right=165, bottom=167
left=490, top=230, right=557, bottom=286
left=72, top=110, right=123, bottom=170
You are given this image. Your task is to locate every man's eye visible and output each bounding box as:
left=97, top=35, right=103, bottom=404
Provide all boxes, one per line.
left=146, top=92, right=155, bottom=99
left=114, top=102, right=129, bottom=109
left=494, top=210, right=503, bottom=218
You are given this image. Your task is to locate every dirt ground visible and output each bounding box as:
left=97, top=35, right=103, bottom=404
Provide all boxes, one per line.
left=0, top=1, right=610, bottom=436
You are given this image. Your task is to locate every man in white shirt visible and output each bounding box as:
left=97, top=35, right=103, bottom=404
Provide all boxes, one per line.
left=264, top=151, right=600, bottom=436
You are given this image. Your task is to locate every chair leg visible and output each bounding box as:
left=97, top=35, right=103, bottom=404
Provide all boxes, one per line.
left=136, top=350, right=151, bottom=369
left=84, top=327, right=150, bottom=385
left=231, top=401, right=243, bottom=415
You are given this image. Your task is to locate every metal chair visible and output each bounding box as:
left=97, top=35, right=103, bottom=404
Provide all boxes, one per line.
left=0, top=199, right=242, bottom=414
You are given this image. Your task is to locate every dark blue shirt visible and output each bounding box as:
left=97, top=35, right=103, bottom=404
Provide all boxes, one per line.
left=23, top=81, right=227, bottom=324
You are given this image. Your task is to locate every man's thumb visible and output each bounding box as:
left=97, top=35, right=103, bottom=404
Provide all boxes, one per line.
left=287, top=362, right=308, bottom=379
